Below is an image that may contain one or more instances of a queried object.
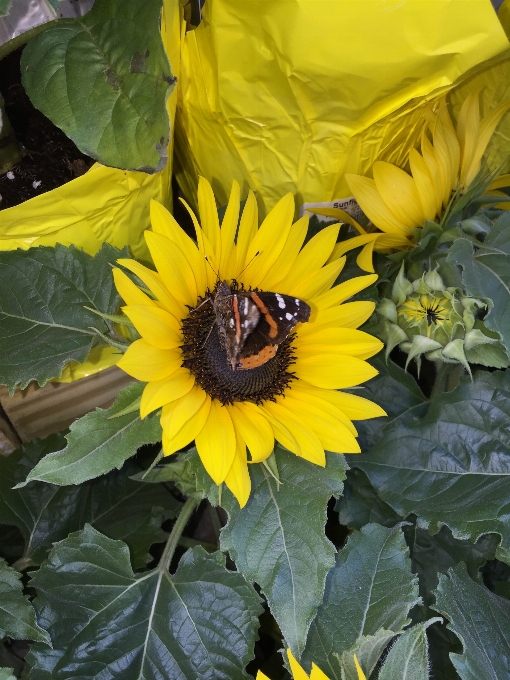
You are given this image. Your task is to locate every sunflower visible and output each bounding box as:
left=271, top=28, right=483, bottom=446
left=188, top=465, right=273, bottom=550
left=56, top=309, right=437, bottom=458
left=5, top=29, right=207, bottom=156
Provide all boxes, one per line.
left=341, top=93, right=510, bottom=250
left=256, top=650, right=365, bottom=680
left=113, top=178, right=384, bottom=506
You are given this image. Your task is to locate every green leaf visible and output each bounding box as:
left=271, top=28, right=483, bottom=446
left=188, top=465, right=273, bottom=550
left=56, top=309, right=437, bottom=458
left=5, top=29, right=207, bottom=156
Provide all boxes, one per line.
left=336, top=467, right=402, bottom=530
left=339, top=630, right=395, bottom=680
left=21, top=0, right=173, bottom=172
left=447, top=212, right=510, bottom=358
left=0, top=0, right=12, bottom=17
left=0, top=669, right=15, bottom=680
left=0, top=243, right=127, bottom=392
left=0, top=430, right=178, bottom=568
left=27, top=526, right=263, bottom=679
left=353, top=370, right=510, bottom=562
left=378, top=619, right=442, bottom=680
left=220, top=445, right=347, bottom=658
left=433, top=562, right=510, bottom=680
left=0, top=558, right=49, bottom=644
left=301, top=523, right=420, bottom=680
left=18, top=382, right=161, bottom=487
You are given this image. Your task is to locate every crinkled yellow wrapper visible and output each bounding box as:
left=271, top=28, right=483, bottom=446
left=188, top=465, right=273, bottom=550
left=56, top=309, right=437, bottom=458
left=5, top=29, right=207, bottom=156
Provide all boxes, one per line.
left=175, top=0, right=509, bottom=217
left=0, top=0, right=183, bottom=382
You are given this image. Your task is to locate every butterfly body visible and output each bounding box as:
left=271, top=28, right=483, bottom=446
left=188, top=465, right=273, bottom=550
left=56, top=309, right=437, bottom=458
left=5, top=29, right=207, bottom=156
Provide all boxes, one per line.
left=213, top=281, right=311, bottom=370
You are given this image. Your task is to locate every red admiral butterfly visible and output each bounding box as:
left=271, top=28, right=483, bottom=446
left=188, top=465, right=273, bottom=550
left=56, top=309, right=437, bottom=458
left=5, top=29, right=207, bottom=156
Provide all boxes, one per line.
left=213, top=281, right=311, bottom=370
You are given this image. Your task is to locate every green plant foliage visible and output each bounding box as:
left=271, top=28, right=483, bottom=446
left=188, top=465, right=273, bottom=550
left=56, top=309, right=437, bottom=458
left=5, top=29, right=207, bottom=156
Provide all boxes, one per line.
left=18, top=382, right=162, bottom=488
left=433, top=562, right=510, bottom=679
left=0, top=0, right=12, bottom=16
left=0, top=558, right=49, bottom=644
left=21, top=0, right=173, bottom=172
left=378, top=619, right=441, bottom=680
left=220, top=446, right=347, bottom=658
left=336, top=467, right=402, bottom=529
left=0, top=244, right=127, bottom=392
left=0, top=431, right=178, bottom=569
left=27, top=525, right=263, bottom=679
left=0, top=669, right=15, bottom=680
left=447, top=211, right=510, bottom=359
left=353, top=370, right=510, bottom=562
left=301, top=523, right=420, bottom=680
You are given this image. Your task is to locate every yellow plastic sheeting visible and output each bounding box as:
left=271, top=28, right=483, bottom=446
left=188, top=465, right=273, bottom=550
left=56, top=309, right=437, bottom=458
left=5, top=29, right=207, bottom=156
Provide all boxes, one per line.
left=175, top=0, right=509, bottom=217
left=0, top=0, right=182, bottom=383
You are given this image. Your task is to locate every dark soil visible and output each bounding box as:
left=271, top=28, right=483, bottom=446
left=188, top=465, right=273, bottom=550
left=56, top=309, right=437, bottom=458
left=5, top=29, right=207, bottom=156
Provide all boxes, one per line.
left=0, top=47, right=94, bottom=211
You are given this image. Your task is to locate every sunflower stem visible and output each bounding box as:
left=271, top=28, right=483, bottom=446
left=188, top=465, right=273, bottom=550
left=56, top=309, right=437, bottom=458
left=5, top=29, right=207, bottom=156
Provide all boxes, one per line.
left=159, top=496, right=197, bottom=573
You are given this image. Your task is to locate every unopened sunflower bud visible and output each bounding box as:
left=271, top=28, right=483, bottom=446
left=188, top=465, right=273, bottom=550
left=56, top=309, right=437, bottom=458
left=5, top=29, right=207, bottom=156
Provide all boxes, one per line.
left=374, top=265, right=498, bottom=371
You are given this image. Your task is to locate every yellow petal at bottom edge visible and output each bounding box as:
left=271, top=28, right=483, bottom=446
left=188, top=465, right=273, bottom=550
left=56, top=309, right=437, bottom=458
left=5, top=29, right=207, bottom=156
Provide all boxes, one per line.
left=354, top=655, right=367, bottom=680
left=161, top=389, right=211, bottom=456
left=228, top=402, right=274, bottom=463
left=195, top=400, right=237, bottom=484
left=262, top=401, right=325, bottom=466
left=224, top=439, right=251, bottom=507
left=140, top=370, right=195, bottom=418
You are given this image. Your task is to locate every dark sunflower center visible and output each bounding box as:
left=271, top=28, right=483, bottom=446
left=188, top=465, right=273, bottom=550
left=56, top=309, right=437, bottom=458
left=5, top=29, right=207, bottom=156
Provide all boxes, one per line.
left=422, top=301, right=445, bottom=326
left=180, top=285, right=297, bottom=405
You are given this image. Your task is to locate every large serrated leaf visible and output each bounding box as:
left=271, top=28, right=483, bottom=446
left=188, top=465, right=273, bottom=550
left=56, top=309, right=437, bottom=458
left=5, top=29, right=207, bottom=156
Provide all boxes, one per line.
left=21, top=0, right=173, bottom=172
left=0, top=558, right=49, bottom=644
left=220, top=446, right=347, bottom=658
left=0, top=430, right=177, bottom=568
left=378, top=619, right=441, bottom=680
left=0, top=244, right=127, bottom=392
left=336, top=467, right=402, bottom=530
left=18, top=382, right=161, bottom=487
left=433, top=562, right=510, bottom=680
left=27, top=526, right=263, bottom=679
left=301, top=523, right=420, bottom=680
left=447, top=212, right=510, bottom=358
left=353, top=370, right=510, bottom=561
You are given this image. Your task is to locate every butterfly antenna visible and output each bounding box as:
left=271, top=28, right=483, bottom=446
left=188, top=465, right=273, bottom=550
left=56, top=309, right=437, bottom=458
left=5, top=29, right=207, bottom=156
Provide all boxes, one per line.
left=204, top=256, right=220, bottom=282
left=236, top=250, right=261, bottom=278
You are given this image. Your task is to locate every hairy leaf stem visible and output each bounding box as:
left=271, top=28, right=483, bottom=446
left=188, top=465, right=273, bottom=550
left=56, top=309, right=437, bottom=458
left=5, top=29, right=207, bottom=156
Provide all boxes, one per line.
left=159, top=496, right=198, bottom=573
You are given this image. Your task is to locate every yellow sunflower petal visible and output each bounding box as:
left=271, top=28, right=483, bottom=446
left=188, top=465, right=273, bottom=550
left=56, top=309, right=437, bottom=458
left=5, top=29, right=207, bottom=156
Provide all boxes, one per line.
left=294, top=354, right=378, bottom=389
left=150, top=200, right=207, bottom=295
left=287, top=650, right=310, bottom=680
left=289, top=381, right=358, bottom=436
left=408, top=148, right=437, bottom=221
left=354, top=655, right=367, bottom=680
left=464, top=100, right=510, bottom=187
left=281, top=393, right=360, bottom=453
left=346, top=174, right=412, bottom=236
left=294, top=328, right=383, bottom=360
left=289, top=257, right=345, bottom=301
left=118, top=258, right=185, bottom=318
left=113, top=268, right=157, bottom=307
left=313, top=275, right=378, bottom=309
left=318, top=389, right=386, bottom=420
left=263, top=401, right=325, bottom=465
left=255, top=673, right=271, bottom=680
left=197, top=176, right=221, bottom=257
left=219, top=180, right=241, bottom=280
left=145, top=231, right=197, bottom=306
left=235, top=190, right=258, bottom=275
left=372, top=161, right=425, bottom=227
left=239, top=193, right=295, bottom=287
left=458, top=93, right=480, bottom=188
left=308, top=207, right=366, bottom=235
left=140, top=370, right=195, bottom=418
left=261, top=215, right=309, bottom=290
left=437, top=103, right=460, bottom=193
left=228, top=402, right=274, bottom=463
left=356, top=239, right=376, bottom=274
left=195, top=399, right=237, bottom=484
left=310, top=665, right=330, bottom=680
left=179, top=197, right=219, bottom=290
left=328, top=234, right=378, bottom=266
left=224, top=439, right=251, bottom=508
left=161, top=388, right=211, bottom=456
left=117, top=340, right=182, bottom=382
left=420, top=132, right=444, bottom=216
left=430, top=117, right=453, bottom=208
left=279, top=224, right=340, bottom=293
left=300, top=302, right=375, bottom=334
left=122, top=305, right=181, bottom=349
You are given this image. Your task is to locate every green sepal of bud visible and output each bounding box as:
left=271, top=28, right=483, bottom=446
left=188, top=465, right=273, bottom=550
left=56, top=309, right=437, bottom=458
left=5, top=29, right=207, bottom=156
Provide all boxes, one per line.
left=385, top=322, right=408, bottom=361
left=442, top=339, right=471, bottom=376
left=392, top=264, right=413, bottom=306
left=464, top=329, right=497, bottom=351
left=423, top=268, right=445, bottom=292
left=405, top=335, right=443, bottom=371
left=378, top=298, right=398, bottom=324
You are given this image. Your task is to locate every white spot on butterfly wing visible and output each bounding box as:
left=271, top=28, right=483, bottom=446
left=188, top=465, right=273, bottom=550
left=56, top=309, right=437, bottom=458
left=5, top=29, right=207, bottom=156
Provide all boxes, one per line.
left=295, top=299, right=300, bottom=306
left=285, top=312, right=294, bottom=321
left=276, top=294, right=286, bottom=309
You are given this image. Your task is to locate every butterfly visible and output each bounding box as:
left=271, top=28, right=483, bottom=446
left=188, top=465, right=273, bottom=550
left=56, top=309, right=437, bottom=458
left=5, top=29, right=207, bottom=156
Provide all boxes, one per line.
left=213, top=281, right=311, bottom=370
